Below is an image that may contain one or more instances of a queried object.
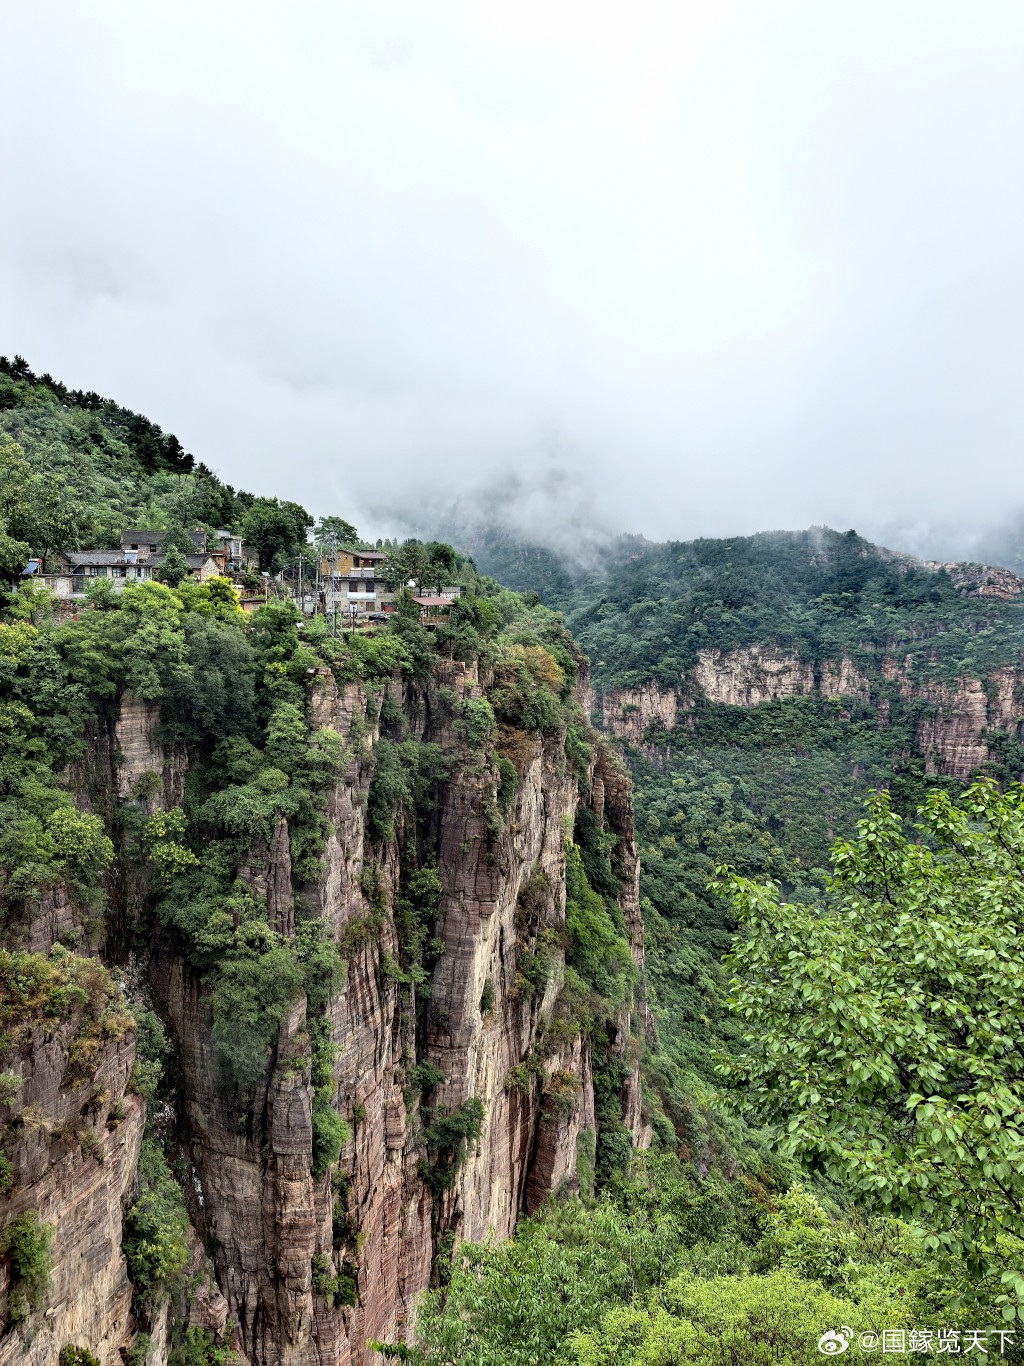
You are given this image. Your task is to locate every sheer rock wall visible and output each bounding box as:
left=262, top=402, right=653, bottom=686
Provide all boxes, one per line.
left=597, top=647, right=1024, bottom=780
left=2, top=640, right=646, bottom=1366
left=0, top=1010, right=143, bottom=1366
left=146, top=662, right=646, bottom=1364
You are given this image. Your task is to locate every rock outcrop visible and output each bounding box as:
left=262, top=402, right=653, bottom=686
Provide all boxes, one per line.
left=148, top=663, right=645, bottom=1365
left=0, top=993, right=143, bottom=1366
left=596, top=647, right=1024, bottom=781
left=892, top=664, right=1023, bottom=779
left=0, top=657, right=644, bottom=1366
left=921, top=561, right=1024, bottom=600
left=597, top=683, right=678, bottom=745
left=692, top=647, right=816, bottom=707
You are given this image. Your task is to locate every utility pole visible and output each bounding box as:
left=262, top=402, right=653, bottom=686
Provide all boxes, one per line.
left=327, top=535, right=337, bottom=627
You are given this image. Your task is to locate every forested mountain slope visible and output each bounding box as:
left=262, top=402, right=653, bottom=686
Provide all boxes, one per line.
left=4, top=360, right=1024, bottom=1364
left=463, top=524, right=1024, bottom=1087
left=0, top=366, right=647, bottom=1365
left=465, top=524, right=1024, bottom=855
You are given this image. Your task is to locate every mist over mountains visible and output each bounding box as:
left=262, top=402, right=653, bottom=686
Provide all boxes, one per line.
left=5, top=3, right=1024, bottom=566
left=373, top=467, right=1024, bottom=585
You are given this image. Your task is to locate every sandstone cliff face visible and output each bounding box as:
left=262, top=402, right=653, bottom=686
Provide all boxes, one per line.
left=892, top=664, right=1023, bottom=779
left=597, top=683, right=678, bottom=745
left=141, top=664, right=646, bottom=1366
left=692, top=647, right=816, bottom=707
left=0, top=1005, right=143, bottom=1366
left=3, top=648, right=645, bottom=1366
left=596, top=646, right=1024, bottom=781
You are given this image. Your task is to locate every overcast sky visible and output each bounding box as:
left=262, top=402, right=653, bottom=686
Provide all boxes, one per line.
left=3, top=1, right=1024, bottom=558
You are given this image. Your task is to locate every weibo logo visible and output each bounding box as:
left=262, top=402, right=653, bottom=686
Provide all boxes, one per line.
left=817, top=1328, right=852, bottom=1355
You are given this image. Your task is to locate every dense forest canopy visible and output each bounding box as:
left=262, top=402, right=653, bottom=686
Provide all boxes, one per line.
left=463, top=523, right=1024, bottom=689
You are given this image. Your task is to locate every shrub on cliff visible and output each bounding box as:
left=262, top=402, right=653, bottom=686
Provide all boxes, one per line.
left=564, top=843, right=635, bottom=1017
left=488, top=643, right=567, bottom=735
left=209, top=947, right=305, bottom=1091
left=123, top=1140, right=190, bottom=1308
left=59, top=1348, right=100, bottom=1366
left=0, top=1210, right=53, bottom=1324
left=167, top=1325, right=238, bottom=1366
left=366, top=740, right=450, bottom=844
left=311, top=1104, right=350, bottom=1179
left=419, top=1097, right=485, bottom=1194
left=0, top=946, right=132, bottom=1064
left=452, top=695, right=497, bottom=750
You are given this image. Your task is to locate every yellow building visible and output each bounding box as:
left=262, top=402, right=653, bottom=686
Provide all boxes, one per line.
left=319, top=548, right=387, bottom=577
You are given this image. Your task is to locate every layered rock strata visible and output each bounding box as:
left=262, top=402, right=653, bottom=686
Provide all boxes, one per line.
left=0, top=652, right=646, bottom=1365
left=0, top=1006, right=143, bottom=1366
left=597, top=646, right=1024, bottom=780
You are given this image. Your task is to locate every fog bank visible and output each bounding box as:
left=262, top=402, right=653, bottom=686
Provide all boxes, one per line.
left=3, top=2, right=1024, bottom=564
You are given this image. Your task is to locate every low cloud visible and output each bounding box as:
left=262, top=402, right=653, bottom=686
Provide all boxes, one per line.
left=3, top=2, right=1024, bottom=565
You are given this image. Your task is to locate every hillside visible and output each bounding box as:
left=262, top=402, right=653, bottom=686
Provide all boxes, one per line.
left=458, top=524, right=1024, bottom=1255
left=0, top=355, right=253, bottom=543
left=0, top=366, right=653, bottom=1363
left=464, top=524, right=1024, bottom=832
left=3, top=366, right=1024, bottom=1363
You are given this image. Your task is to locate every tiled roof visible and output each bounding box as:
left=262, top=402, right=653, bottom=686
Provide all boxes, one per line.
left=151, top=553, right=218, bottom=568
left=65, top=551, right=144, bottom=567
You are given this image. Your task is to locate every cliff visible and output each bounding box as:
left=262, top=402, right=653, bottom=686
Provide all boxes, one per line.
left=151, top=662, right=644, bottom=1364
left=1, top=648, right=646, bottom=1365
left=597, top=645, right=1024, bottom=781
left=0, top=953, right=142, bottom=1366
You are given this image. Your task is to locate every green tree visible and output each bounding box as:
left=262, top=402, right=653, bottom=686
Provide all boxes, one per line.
left=160, top=523, right=200, bottom=556
left=380, top=539, right=457, bottom=594
left=0, top=433, right=32, bottom=581
left=381, top=540, right=429, bottom=592
left=422, top=540, right=458, bottom=592
left=719, top=779, right=1024, bottom=1302
left=156, top=543, right=191, bottom=588
left=23, top=473, right=90, bottom=566
left=313, top=515, right=358, bottom=552
left=0, top=435, right=89, bottom=570
left=240, top=498, right=313, bottom=572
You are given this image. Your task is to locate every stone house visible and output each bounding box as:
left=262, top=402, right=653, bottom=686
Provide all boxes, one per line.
left=177, top=554, right=224, bottom=583
left=49, top=550, right=158, bottom=594
left=36, top=548, right=221, bottom=597
left=214, top=530, right=257, bottom=571
left=120, top=528, right=207, bottom=555
left=120, top=528, right=227, bottom=574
